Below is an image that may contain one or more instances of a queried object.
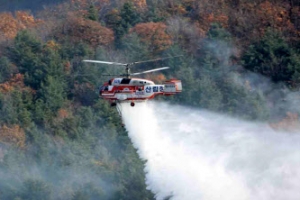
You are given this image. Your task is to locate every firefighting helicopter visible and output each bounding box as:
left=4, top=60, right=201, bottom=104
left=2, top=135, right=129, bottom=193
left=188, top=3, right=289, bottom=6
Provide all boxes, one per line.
left=83, top=56, right=182, bottom=107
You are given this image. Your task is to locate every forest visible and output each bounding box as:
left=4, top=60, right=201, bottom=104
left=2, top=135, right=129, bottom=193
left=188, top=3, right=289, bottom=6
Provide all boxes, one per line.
left=0, top=0, right=300, bottom=199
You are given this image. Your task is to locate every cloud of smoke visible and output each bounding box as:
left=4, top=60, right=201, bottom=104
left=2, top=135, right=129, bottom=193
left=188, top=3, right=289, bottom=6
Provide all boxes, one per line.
left=120, top=101, right=300, bottom=200
left=0, top=132, right=116, bottom=199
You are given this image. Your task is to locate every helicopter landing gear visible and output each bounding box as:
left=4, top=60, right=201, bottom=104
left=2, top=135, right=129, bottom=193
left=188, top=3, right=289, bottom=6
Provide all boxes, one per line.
left=130, top=102, right=135, bottom=107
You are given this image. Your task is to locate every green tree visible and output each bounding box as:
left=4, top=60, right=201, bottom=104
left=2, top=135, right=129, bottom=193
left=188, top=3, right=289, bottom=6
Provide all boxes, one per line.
left=207, top=23, right=232, bottom=42
left=0, top=93, right=19, bottom=125
left=0, top=89, right=33, bottom=126
left=0, top=57, right=15, bottom=83
left=120, top=2, right=141, bottom=33
left=87, top=5, right=98, bottom=21
left=20, top=179, right=52, bottom=200
left=242, top=29, right=300, bottom=86
left=142, top=6, right=165, bottom=23
left=38, top=75, right=66, bottom=113
left=120, top=33, right=149, bottom=62
left=9, top=31, right=43, bottom=89
left=218, top=76, right=269, bottom=120
left=72, top=183, right=105, bottom=200
left=197, top=75, right=223, bottom=111
left=106, top=2, right=141, bottom=46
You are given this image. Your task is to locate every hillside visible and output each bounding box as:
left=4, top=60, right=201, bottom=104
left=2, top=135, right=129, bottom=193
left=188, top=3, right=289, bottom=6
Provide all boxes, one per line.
left=0, top=0, right=300, bottom=199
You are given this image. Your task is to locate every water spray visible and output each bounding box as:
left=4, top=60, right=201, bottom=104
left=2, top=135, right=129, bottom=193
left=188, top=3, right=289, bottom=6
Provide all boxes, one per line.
left=120, top=101, right=300, bottom=200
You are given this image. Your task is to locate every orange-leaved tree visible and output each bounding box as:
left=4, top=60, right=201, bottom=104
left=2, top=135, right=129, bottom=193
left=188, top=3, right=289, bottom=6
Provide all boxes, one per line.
left=0, top=12, right=22, bottom=40
left=130, top=0, right=147, bottom=10
left=0, top=73, right=33, bottom=94
left=145, top=74, right=166, bottom=84
left=256, top=1, right=296, bottom=35
left=56, top=15, right=114, bottom=47
left=269, top=112, right=300, bottom=132
left=0, top=11, right=42, bottom=41
left=0, top=125, right=26, bottom=148
left=129, top=22, right=172, bottom=54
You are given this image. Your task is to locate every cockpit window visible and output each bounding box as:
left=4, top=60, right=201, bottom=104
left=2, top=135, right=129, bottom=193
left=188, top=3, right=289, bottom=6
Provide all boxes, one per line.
left=100, top=86, right=108, bottom=91
left=121, top=78, right=131, bottom=84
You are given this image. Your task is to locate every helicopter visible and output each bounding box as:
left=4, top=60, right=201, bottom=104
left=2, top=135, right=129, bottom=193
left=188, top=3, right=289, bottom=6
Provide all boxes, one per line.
left=83, top=56, right=182, bottom=107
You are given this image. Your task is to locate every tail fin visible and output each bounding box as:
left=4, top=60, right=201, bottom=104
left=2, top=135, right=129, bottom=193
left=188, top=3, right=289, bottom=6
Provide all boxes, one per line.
left=163, top=79, right=182, bottom=95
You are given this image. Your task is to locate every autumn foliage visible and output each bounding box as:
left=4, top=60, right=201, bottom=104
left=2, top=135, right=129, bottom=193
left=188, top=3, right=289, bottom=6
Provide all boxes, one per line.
left=0, top=11, right=42, bottom=41
left=56, top=15, right=114, bottom=47
left=255, top=1, right=297, bottom=36
left=131, top=0, right=147, bottom=10
left=130, top=22, right=172, bottom=53
left=0, top=125, right=26, bottom=148
left=198, top=13, right=229, bottom=32
left=145, top=74, right=166, bottom=84
left=0, top=73, right=31, bottom=93
left=270, top=112, right=300, bottom=132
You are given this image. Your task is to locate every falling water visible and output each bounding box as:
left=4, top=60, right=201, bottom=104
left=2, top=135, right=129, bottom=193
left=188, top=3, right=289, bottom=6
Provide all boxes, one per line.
left=120, top=101, right=300, bottom=200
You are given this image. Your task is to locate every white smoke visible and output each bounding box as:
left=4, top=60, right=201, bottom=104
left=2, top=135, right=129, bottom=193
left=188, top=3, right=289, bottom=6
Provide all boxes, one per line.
left=120, top=101, right=300, bottom=200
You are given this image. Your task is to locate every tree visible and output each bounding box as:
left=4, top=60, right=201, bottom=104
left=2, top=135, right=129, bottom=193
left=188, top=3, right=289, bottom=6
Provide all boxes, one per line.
left=0, top=74, right=33, bottom=127
left=72, top=183, right=105, bottom=200
left=196, top=75, right=223, bottom=111
left=207, top=23, right=231, bottom=42
left=87, top=4, right=98, bottom=21
left=0, top=12, right=20, bottom=40
left=270, top=112, right=300, bottom=132
left=120, top=33, right=149, bottom=61
left=105, top=2, right=141, bottom=46
left=56, top=15, right=114, bottom=48
left=129, top=22, right=172, bottom=54
left=9, top=30, right=44, bottom=89
left=38, top=75, right=66, bottom=113
left=242, top=29, right=300, bottom=86
left=120, top=2, right=141, bottom=32
left=0, top=125, right=26, bottom=148
left=20, top=179, right=52, bottom=200
left=0, top=57, right=16, bottom=83
left=0, top=11, right=41, bottom=42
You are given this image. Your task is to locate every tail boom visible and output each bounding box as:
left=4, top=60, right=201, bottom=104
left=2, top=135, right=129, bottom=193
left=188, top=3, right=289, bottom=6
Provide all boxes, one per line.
left=163, top=79, right=182, bottom=96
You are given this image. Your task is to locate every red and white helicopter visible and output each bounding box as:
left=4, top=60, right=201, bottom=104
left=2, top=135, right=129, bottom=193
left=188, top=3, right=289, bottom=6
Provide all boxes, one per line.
left=83, top=56, right=182, bottom=107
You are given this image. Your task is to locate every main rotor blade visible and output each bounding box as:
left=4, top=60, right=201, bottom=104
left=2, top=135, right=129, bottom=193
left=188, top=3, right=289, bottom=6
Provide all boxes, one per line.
left=83, top=60, right=127, bottom=66
left=101, top=74, right=119, bottom=76
left=101, top=74, right=127, bottom=77
left=131, top=67, right=170, bottom=76
left=132, top=55, right=183, bottom=65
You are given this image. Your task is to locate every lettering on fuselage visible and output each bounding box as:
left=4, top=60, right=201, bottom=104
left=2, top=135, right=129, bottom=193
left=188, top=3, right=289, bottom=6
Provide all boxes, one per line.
left=145, top=86, right=164, bottom=93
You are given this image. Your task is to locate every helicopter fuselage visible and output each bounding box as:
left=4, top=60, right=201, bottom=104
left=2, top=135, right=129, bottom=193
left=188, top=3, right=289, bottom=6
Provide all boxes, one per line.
left=99, top=77, right=182, bottom=106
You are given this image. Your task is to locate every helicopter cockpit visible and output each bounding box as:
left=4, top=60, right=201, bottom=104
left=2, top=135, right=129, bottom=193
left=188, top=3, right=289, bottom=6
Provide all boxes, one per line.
left=99, top=83, right=109, bottom=95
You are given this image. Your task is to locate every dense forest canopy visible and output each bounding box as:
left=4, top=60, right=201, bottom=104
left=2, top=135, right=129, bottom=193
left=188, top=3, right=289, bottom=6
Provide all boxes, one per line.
left=0, top=0, right=300, bottom=199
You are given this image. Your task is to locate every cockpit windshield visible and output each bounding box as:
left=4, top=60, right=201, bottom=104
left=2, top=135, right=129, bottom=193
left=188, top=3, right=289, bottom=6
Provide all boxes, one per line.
left=120, top=78, right=131, bottom=84
left=99, top=85, right=108, bottom=91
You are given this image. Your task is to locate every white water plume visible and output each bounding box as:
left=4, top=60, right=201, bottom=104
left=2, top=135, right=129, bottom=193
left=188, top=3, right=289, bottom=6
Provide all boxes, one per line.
left=120, top=101, right=300, bottom=200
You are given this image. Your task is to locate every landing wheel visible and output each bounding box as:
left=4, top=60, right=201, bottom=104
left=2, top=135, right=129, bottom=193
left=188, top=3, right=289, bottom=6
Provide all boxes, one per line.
left=130, top=102, right=135, bottom=107
left=111, top=102, right=117, bottom=107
